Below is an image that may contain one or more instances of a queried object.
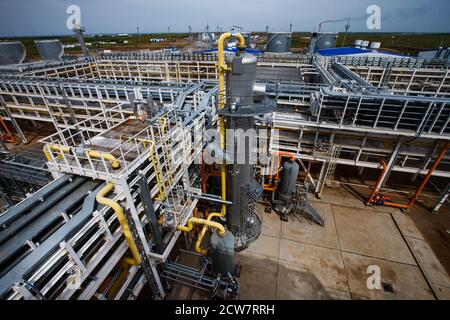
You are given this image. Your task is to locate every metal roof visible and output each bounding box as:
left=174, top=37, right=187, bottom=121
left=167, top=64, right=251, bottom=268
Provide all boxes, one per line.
left=318, top=47, right=404, bottom=57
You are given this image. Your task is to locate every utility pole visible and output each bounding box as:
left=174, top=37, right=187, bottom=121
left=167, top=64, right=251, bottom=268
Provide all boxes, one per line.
left=342, top=18, right=351, bottom=47
left=137, top=26, right=141, bottom=45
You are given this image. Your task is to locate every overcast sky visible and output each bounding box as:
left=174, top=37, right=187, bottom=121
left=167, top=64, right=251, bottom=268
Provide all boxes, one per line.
left=0, top=0, right=449, bottom=37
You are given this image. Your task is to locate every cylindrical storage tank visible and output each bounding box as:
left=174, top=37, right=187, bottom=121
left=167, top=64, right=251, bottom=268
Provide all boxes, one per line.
left=278, top=159, right=300, bottom=201
left=34, top=40, right=64, bottom=60
left=265, top=32, right=292, bottom=53
left=0, top=42, right=26, bottom=65
left=354, top=40, right=363, bottom=48
left=369, top=42, right=381, bottom=51
left=314, top=33, right=338, bottom=51
left=209, top=231, right=235, bottom=276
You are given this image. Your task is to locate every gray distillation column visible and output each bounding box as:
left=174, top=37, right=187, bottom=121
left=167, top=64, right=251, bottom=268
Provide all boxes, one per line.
left=219, top=51, right=276, bottom=251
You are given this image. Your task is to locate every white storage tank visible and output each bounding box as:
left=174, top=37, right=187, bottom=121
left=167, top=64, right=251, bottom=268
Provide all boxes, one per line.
left=354, top=40, right=363, bottom=48
left=369, top=42, right=381, bottom=51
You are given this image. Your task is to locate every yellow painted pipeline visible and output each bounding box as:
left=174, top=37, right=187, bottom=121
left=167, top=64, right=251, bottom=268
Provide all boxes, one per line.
left=43, top=144, right=120, bottom=169
left=178, top=32, right=247, bottom=255
left=119, top=135, right=166, bottom=201
left=96, top=183, right=141, bottom=265
left=177, top=215, right=226, bottom=255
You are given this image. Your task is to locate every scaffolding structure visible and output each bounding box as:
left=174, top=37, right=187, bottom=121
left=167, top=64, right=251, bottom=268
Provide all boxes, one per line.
left=0, top=51, right=449, bottom=300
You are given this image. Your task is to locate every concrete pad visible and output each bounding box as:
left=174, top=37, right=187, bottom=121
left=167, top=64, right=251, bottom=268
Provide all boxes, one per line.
left=259, top=206, right=282, bottom=238
left=277, top=260, right=351, bottom=300
left=320, top=186, right=367, bottom=209
left=320, top=185, right=399, bottom=214
left=332, top=205, right=416, bottom=265
left=281, top=202, right=340, bottom=250
left=278, top=239, right=349, bottom=297
left=433, top=284, right=450, bottom=300
left=406, top=237, right=450, bottom=287
left=342, top=252, right=434, bottom=300
left=245, top=234, right=280, bottom=260
left=392, top=212, right=425, bottom=240
left=236, top=251, right=278, bottom=300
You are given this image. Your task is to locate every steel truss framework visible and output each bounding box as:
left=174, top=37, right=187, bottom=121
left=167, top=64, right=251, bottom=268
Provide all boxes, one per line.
left=0, top=51, right=449, bottom=300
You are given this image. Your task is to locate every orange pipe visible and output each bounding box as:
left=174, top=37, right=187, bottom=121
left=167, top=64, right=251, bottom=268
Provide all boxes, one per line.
left=372, top=141, right=449, bottom=210
left=193, top=207, right=200, bottom=233
left=382, top=201, right=409, bottom=209
left=406, top=141, right=449, bottom=209
left=264, top=152, right=296, bottom=191
left=384, top=140, right=449, bottom=210
left=0, top=117, right=16, bottom=144
left=367, top=159, right=388, bottom=205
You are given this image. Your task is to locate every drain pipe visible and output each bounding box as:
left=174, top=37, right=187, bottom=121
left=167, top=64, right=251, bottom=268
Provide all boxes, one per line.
left=96, top=183, right=141, bottom=265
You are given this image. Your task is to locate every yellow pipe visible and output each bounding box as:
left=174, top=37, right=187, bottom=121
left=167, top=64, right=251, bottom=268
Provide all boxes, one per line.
left=43, top=144, right=121, bottom=170
left=177, top=215, right=226, bottom=255
left=180, top=33, right=248, bottom=255
left=43, top=144, right=71, bottom=161
left=87, top=150, right=120, bottom=169
left=96, top=183, right=141, bottom=265
left=177, top=217, right=225, bottom=236
left=119, top=135, right=166, bottom=201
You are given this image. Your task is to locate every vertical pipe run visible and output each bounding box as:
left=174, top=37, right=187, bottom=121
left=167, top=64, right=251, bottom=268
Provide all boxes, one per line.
left=369, top=141, right=449, bottom=210
left=367, top=159, right=388, bottom=205
left=217, top=32, right=246, bottom=216
left=96, top=183, right=141, bottom=265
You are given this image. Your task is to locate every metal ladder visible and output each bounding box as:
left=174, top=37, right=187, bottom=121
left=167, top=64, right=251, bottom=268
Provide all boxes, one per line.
left=324, top=145, right=341, bottom=186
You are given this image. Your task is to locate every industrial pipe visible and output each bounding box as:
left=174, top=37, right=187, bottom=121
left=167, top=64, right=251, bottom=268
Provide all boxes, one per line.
left=368, top=141, right=449, bottom=210
left=96, top=183, right=141, bottom=265
left=263, top=151, right=296, bottom=191
left=43, top=144, right=121, bottom=169
left=0, top=116, right=16, bottom=144
left=383, top=141, right=449, bottom=210
left=178, top=33, right=247, bottom=256
left=43, top=144, right=71, bottom=161
left=177, top=217, right=225, bottom=236
left=366, top=159, right=388, bottom=205
left=194, top=211, right=226, bottom=255
left=87, top=150, right=120, bottom=169
left=177, top=215, right=226, bottom=255
left=119, top=135, right=166, bottom=201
